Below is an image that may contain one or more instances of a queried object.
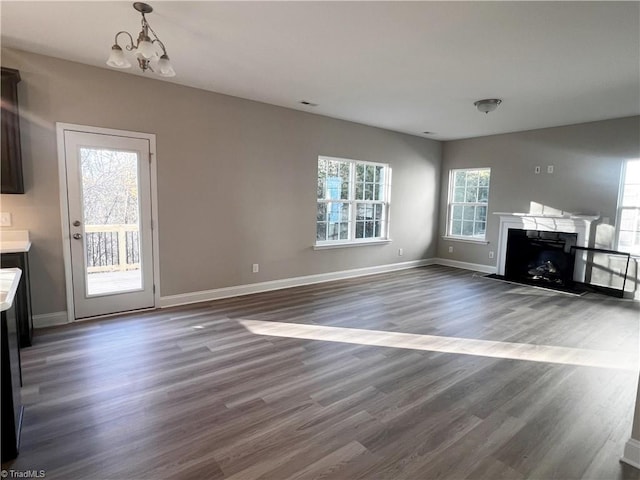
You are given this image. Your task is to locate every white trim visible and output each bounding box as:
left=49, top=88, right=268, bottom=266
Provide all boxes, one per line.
left=317, top=155, right=392, bottom=246
left=33, top=311, right=69, bottom=328
left=614, top=160, right=638, bottom=254
left=56, top=123, right=161, bottom=321
left=56, top=125, right=75, bottom=323
left=160, top=259, right=435, bottom=308
left=148, top=136, right=161, bottom=309
left=614, top=161, right=626, bottom=251
left=441, top=235, right=489, bottom=245
left=435, top=258, right=497, bottom=274
left=314, top=239, right=392, bottom=250
left=446, top=167, right=491, bottom=238
left=622, top=438, right=640, bottom=470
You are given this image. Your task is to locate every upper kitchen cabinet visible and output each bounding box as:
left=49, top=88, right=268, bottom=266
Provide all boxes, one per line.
left=1, top=67, right=24, bottom=194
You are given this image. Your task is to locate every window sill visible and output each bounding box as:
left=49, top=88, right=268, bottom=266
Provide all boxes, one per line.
left=314, top=239, right=392, bottom=250
left=441, top=235, right=489, bottom=245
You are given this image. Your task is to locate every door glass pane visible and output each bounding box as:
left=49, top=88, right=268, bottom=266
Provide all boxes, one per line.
left=80, top=148, right=142, bottom=296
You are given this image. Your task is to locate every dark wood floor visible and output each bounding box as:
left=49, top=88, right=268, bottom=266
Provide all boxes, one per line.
left=4, top=265, right=640, bottom=479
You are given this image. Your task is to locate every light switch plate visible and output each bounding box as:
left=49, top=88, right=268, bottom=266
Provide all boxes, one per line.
left=0, top=212, right=12, bottom=227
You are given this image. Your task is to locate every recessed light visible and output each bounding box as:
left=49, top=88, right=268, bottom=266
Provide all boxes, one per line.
left=300, top=100, right=318, bottom=107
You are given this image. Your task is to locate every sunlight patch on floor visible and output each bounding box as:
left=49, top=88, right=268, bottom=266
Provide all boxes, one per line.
left=237, top=319, right=638, bottom=371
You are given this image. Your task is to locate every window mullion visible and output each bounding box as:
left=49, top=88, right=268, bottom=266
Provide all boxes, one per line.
left=350, top=162, right=356, bottom=241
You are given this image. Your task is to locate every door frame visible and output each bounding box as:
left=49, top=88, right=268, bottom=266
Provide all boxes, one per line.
left=56, top=123, right=161, bottom=323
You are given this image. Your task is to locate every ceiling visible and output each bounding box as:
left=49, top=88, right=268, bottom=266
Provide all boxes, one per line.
left=1, top=1, right=639, bottom=140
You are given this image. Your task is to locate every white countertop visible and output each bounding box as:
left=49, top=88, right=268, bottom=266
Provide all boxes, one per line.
left=0, top=268, right=22, bottom=312
left=0, top=230, right=31, bottom=253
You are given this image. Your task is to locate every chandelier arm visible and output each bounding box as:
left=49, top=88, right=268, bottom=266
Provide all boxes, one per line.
left=114, top=31, right=136, bottom=51
left=146, top=22, right=168, bottom=54
left=151, top=38, right=168, bottom=55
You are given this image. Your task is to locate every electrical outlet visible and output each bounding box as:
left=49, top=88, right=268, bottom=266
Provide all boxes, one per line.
left=252, top=263, right=259, bottom=273
left=398, top=248, right=403, bottom=256
left=0, top=212, right=12, bottom=227
left=547, top=165, right=554, bottom=174
left=534, top=166, right=541, bottom=174
left=489, top=251, right=495, bottom=259
left=448, top=246, right=454, bottom=253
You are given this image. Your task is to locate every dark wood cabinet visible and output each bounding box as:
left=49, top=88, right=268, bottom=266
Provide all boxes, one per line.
left=1, top=253, right=33, bottom=348
left=1, top=67, right=24, bottom=194
left=1, top=300, right=23, bottom=462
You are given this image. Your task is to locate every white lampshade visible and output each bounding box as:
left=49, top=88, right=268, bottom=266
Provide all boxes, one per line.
left=135, top=39, right=157, bottom=60
left=106, top=45, right=131, bottom=69
left=157, top=54, right=176, bottom=77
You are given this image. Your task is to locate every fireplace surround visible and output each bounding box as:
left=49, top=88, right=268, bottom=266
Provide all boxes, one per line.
left=495, top=213, right=599, bottom=285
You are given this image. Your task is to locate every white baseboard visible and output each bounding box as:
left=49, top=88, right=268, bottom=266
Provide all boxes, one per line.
left=33, top=259, right=496, bottom=322
left=622, top=438, right=640, bottom=470
left=33, top=311, right=68, bottom=328
left=435, top=258, right=497, bottom=274
left=160, top=259, right=436, bottom=308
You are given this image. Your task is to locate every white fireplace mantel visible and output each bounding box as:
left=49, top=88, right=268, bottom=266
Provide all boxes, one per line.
left=494, top=212, right=600, bottom=281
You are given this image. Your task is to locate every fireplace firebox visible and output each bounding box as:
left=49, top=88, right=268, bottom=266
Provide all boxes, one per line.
left=504, top=229, right=578, bottom=290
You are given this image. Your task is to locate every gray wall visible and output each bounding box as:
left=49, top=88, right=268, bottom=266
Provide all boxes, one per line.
left=2, top=47, right=639, bottom=317
left=0, top=48, right=441, bottom=316
left=437, top=117, right=640, bottom=268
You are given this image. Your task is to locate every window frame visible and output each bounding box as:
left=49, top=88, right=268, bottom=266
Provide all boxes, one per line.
left=315, top=155, right=391, bottom=247
left=446, top=167, right=491, bottom=242
left=615, top=159, right=640, bottom=257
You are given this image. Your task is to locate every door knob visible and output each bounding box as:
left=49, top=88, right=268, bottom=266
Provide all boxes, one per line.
left=73, top=233, right=82, bottom=240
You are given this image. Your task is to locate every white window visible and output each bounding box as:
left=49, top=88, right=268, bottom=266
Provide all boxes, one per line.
left=616, top=159, right=640, bottom=256
left=316, top=156, right=391, bottom=245
left=447, top=168, right=491, bottom=240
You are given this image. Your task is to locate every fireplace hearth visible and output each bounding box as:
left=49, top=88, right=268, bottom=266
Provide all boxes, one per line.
left=505, top=229, right=578, bottom=291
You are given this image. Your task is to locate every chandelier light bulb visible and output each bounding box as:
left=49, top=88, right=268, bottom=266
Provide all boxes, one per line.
left=106, top=45, right=131, bottom=69
left=135, top=38, right=157, bottom=60
left=157, top=54, right=176, bottom=77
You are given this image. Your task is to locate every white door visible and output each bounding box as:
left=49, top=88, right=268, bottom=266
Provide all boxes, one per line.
left=62, top=130, right=155, bottom=319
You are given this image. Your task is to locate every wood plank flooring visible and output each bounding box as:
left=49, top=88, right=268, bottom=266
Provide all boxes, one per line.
left=3, top=265, right=640, bottom=479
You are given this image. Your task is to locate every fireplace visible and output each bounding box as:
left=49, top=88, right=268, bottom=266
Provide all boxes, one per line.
left=505, top=229, right=578, bottom=289
left=495, top=213, right=599, bottom=286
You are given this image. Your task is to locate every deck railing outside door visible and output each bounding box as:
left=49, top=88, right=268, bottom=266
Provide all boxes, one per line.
left=84, top=224, right=140, bottom=273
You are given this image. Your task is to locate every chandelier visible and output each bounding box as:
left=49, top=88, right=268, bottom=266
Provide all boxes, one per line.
left=106, top=2, right=175, bottom=77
